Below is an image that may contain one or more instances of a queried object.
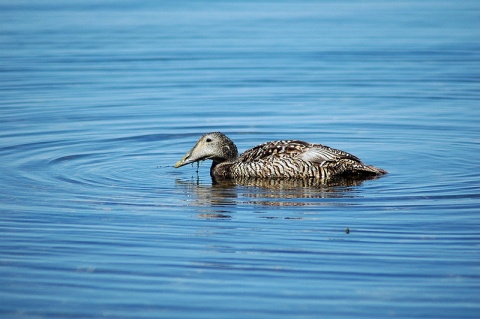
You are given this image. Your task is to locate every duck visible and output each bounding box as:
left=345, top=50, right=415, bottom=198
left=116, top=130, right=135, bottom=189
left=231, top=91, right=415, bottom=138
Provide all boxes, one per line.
left=174, top=132, right=387, bottom=181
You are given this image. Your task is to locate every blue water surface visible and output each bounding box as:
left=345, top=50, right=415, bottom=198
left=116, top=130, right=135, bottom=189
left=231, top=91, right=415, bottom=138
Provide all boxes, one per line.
left=1, top=1, right=479, bottom=318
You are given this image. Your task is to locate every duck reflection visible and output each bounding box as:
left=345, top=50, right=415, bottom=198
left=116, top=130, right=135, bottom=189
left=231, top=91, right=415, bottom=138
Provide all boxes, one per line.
left=175, top=177, right=238, bottom=219
left=175, top=175, right=379, bottom=219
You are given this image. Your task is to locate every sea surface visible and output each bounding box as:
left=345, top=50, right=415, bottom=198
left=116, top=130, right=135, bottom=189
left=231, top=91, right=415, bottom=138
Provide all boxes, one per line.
left=1, top=1, right=479, bottom=318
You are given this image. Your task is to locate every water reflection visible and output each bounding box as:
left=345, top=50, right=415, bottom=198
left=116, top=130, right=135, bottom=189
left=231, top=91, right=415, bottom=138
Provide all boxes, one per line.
left=175, top=178, right=238, bottom=219
left=175, top=175, right=375, bottom=218
left=214, top=176, right=379, bottom=189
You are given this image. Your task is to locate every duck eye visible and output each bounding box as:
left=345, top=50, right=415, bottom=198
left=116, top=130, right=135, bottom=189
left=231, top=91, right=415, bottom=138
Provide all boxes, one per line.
left=206, top=138, right=212, bottom=143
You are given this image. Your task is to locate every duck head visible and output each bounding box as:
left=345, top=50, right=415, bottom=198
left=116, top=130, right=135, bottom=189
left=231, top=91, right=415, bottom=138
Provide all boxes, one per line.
left=174, top=132, right=239, bottom=168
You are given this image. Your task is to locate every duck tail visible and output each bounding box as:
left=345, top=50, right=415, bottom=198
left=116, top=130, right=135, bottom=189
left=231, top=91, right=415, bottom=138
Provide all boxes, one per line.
left=357, top=164, right=388, bottom=176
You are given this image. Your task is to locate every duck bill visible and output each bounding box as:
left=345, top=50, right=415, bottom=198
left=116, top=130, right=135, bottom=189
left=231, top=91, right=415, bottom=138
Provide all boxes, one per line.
left=174, top=138, right=212, bottom=168
left=174, top=150, right=194, bottom=168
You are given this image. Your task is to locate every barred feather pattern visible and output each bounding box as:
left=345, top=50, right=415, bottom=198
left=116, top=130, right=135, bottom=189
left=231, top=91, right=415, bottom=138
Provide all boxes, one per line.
left=237, top=140, right=360, bottom=163
left=226, top=158, right=368, bottom=180
left=219, top=140, right=385, bottom=180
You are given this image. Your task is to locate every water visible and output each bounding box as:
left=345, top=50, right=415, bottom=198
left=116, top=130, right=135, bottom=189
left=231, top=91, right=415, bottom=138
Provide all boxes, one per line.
left=1, top=1, right=479, bottom=318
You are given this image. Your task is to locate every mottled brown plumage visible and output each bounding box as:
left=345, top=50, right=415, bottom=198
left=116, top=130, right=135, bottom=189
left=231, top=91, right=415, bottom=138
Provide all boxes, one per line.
left=174, top=132, right=387, bottom=182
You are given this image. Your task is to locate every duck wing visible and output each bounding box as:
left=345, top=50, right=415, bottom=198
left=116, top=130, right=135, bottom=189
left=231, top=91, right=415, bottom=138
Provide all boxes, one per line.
left=238, top=140, right=361, bottom=163
left=298, top=143, right=361, bottom=163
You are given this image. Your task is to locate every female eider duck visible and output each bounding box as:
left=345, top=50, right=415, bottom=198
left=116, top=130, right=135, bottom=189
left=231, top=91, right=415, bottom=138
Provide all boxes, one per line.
left=174, top=132, right=387, bottom=181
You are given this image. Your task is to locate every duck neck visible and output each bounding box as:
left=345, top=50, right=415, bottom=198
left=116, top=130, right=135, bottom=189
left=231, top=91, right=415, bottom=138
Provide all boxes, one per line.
left=210, top=160, right=233, bottom=179
left=210, top=161, right=220, bottom=176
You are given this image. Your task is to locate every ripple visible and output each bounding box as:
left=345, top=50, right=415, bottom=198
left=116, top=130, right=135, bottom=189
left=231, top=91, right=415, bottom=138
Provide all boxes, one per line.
left=0, top=132, right=186, bottom=214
